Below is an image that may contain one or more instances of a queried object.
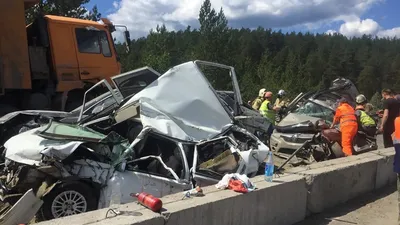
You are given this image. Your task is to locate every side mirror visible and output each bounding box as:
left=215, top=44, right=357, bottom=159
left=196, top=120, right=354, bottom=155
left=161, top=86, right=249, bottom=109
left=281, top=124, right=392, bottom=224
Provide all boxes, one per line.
left=124, top=31, right=131, bottom=53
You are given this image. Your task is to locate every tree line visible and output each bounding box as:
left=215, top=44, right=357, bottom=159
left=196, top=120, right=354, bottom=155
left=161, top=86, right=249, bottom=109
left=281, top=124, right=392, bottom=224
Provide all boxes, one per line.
left=26, top=0, right=400, bottom=109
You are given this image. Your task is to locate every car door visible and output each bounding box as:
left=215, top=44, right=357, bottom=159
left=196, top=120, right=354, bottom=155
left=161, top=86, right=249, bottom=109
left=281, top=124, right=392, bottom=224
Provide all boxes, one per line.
left=194, top=61, right=242, bottom=118
left=191, top=136, right=246, bottom=187
left=123, top=133, right=191, bottom=198
left=74, top=27, right=120, bottom=81
left=111, top=67, right=161, bottom=99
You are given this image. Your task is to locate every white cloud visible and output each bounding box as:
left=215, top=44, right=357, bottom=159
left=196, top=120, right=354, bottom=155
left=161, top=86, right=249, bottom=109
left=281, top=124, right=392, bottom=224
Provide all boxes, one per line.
left=339, top=18, right=380, bottom=36
left=327, top=17, right=400, bottom=38
left=108, top=0, right=384, bottom=39
left=325, top=29, right=337, bottom=35
left=112, top=1, right=119, bottom=9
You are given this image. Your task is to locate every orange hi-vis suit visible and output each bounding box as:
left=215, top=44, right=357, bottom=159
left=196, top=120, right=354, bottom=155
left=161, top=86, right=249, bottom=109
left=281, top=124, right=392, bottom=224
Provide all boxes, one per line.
left=333, top=102, right=358, bottom=156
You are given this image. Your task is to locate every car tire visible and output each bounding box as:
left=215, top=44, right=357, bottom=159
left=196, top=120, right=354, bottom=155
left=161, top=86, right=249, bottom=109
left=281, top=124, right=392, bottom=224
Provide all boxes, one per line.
left=38, top=182, right=98, bottom=221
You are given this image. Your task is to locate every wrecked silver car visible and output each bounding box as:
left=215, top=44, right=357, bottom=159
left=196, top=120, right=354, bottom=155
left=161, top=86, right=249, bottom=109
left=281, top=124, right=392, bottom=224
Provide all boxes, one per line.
left=0, top=61, right=270, bottom=223
left=0, top=67, right=161, bottom=163
left=270, top=78, right=360, bottom=158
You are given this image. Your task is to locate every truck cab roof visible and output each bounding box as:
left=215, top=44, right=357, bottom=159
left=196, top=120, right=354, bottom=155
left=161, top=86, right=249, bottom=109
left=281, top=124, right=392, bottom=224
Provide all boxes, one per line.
left=44, top=15, right=107, bottom=28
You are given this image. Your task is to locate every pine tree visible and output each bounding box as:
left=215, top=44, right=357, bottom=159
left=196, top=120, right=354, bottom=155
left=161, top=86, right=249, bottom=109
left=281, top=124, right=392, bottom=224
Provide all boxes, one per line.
left=25, top=0, right=101, bottom=24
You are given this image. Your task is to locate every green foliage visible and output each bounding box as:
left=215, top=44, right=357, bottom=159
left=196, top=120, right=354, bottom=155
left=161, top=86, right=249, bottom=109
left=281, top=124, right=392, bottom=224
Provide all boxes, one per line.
left=116, top=0, right=400, bottom=103
left=25, top=0, right=101, bottom=24
left=370, top=92, right=383, bottom=113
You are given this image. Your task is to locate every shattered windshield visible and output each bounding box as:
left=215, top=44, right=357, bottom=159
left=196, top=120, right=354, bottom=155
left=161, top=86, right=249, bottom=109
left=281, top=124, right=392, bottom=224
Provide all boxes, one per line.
left=292, top=100, right=334, bottom=123
left=37, top=121, right=107, bottom=142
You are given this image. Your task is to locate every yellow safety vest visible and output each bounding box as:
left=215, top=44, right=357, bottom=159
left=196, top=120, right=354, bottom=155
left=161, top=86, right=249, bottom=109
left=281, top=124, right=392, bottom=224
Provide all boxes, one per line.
left=357, top=110, right=376, bottom=126
left=259, top=100, right=275, bottom=124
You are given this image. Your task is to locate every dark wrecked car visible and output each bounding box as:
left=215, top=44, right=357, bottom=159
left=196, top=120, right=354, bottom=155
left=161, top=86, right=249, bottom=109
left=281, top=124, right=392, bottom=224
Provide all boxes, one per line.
left=269, top=78, right=360, bottom=158
left=0, top=61, right=270, bottom=223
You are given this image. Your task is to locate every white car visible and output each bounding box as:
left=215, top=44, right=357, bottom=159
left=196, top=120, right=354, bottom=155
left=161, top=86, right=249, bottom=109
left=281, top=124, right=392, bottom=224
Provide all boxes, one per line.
left=0, top=61, right=269, bottom=223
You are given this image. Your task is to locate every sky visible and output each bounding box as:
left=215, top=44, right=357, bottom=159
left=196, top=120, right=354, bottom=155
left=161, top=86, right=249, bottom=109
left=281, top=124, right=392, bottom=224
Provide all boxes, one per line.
left=85, top=0, right=400, bottom=39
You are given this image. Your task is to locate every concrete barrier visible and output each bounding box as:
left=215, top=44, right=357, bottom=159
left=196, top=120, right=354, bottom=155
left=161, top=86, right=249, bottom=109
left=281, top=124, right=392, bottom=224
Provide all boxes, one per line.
left=36, top=148, right=396, bottom=225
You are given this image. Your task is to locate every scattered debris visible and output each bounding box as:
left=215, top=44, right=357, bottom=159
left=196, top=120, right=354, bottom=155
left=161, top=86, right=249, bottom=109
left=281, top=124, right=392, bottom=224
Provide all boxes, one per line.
left=216, top=173, right=255, bottom=193
left=183, top=186, right=204, bottom=199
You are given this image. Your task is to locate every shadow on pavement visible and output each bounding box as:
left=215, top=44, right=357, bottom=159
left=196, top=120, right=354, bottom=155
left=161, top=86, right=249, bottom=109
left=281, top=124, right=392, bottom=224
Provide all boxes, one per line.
left=294, top=185, right=396, bottom=225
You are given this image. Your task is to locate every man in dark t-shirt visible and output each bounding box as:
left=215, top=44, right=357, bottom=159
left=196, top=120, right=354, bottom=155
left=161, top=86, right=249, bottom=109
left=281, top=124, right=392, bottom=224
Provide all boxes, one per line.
left=379, top=89, right=400, bottom=148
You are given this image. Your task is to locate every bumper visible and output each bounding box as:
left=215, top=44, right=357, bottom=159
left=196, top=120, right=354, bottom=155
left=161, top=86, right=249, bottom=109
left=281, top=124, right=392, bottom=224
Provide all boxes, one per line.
left=0, top=189, right=43, bottom=224
left=270, top=131, right=314, bottom=155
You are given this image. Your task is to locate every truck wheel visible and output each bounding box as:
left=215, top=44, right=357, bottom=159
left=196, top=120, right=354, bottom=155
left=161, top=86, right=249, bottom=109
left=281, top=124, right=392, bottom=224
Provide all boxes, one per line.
left=0, top=104, right=17, bottom=117
left=38, top=182, right=98, bottom=221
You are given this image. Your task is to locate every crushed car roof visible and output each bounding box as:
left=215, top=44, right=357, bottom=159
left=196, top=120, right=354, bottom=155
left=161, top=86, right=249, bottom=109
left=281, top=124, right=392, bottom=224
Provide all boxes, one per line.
left=121, top=61, right=234, bottom=142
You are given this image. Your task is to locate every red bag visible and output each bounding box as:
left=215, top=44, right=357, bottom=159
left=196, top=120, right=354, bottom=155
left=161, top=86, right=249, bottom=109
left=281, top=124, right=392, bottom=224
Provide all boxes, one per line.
left=228, top=178, right=249, bottom=193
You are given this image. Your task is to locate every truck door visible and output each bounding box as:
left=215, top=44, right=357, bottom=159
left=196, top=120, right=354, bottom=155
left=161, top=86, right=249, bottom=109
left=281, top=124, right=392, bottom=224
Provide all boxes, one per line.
left=74, top=27, right=120, bottom=81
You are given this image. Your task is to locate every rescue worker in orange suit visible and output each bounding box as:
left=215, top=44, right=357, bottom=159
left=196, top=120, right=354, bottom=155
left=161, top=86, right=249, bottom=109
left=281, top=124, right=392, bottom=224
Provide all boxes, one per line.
left=392, top=113, right=400, bottom=223
left=330, top=98, right=358, bottom=156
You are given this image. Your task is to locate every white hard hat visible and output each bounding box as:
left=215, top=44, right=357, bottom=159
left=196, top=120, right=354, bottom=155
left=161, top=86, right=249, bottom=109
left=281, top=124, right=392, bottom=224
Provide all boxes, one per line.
left=278, top=89, right=286, bottom=96
left=356, top=94, right=367, bottom=104
left=258, top=88, right=266, bottom=97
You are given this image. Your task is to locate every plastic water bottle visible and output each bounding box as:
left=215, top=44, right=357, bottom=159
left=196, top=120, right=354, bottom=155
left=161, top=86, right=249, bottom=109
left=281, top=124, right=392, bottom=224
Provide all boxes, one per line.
left=265, top=151, right=274, bottom=182
left=109, top=176, right=122, bottom=212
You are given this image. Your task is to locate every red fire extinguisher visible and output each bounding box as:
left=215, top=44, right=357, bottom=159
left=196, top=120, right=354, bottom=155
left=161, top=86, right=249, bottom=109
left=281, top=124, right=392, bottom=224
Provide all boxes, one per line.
left=131, top=192, right=163, bottom=212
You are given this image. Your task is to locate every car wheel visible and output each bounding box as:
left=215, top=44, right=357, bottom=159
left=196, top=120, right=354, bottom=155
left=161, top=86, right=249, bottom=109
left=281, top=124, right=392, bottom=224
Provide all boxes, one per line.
left=38, top=182, right=98, bottom=221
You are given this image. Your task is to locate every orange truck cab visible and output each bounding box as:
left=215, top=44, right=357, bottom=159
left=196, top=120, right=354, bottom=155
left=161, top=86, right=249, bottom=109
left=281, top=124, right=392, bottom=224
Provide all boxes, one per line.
left=0, top=0, right=130, bottom=114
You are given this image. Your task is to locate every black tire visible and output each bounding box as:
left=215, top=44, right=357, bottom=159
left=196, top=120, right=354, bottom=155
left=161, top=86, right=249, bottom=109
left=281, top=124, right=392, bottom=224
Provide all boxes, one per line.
left=0, top=104, right=17, bottom=117
left=38, top=182, right=98, bottom=221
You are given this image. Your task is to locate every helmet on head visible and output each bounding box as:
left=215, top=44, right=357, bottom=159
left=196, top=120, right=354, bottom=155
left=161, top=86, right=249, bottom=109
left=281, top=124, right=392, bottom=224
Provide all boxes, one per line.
left=356, top=94, right=367, bottom=104
left=278, top=89, right=286, bottom=96
left=264, top=91, right=273, bottom=99
left=258, top=88, right=266, bottom=97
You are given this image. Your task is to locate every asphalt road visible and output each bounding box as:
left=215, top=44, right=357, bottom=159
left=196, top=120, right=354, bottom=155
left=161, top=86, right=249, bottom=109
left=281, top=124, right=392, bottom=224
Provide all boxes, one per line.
left=295, top=185, right=397, bottom=225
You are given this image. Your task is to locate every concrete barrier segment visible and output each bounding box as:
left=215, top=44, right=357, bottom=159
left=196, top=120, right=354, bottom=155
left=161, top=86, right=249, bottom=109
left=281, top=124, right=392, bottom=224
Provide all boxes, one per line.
left=292, top=155, right=380, bottom=214
left=35, top=202, right=165, bottom=225
left=370, top=148, right=396, bottom=189
left=35, top=148, right=397, bottom=225
left=161, top=174, right=307, bottom=225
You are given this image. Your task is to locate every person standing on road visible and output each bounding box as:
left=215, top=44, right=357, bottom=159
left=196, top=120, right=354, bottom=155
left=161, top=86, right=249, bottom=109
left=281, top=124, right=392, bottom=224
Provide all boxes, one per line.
left=330, top=98, right=358, bottom=156
left=259, top=91, right=280, bottom=136
left=379, top=89, right=400, bottom=148
left=252, top=88, right=266, bottom=110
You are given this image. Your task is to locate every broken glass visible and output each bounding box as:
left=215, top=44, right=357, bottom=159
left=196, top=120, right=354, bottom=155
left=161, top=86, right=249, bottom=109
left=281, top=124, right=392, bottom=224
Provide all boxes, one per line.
left=37, top=121, right=106, bottom=142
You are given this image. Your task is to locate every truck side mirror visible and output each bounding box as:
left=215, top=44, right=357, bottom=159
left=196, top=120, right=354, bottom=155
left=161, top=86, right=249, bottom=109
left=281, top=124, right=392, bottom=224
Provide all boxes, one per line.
left=124, top=31, right=131, bottom=53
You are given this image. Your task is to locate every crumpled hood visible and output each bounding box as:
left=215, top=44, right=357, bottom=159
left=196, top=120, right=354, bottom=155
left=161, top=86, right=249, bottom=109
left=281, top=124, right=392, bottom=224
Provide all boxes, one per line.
left=0, top=110, right=69, bottom=124
left=121, top=62, right=233, bottom=141
left=4, top=128, right=82, bottom=166
left=277, top=113, right=321, bottom=127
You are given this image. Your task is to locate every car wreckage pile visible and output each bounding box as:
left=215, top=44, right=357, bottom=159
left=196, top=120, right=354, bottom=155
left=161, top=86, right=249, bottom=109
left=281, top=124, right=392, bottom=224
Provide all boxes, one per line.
left=0, top=61, right=271, bottom=223
left=0, top=61, right=377, bottom=224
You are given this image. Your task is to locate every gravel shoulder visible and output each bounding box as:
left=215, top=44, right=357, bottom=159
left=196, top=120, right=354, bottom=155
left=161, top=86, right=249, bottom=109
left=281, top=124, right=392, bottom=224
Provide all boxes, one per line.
left=295, top=185, right=397, bottom=225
